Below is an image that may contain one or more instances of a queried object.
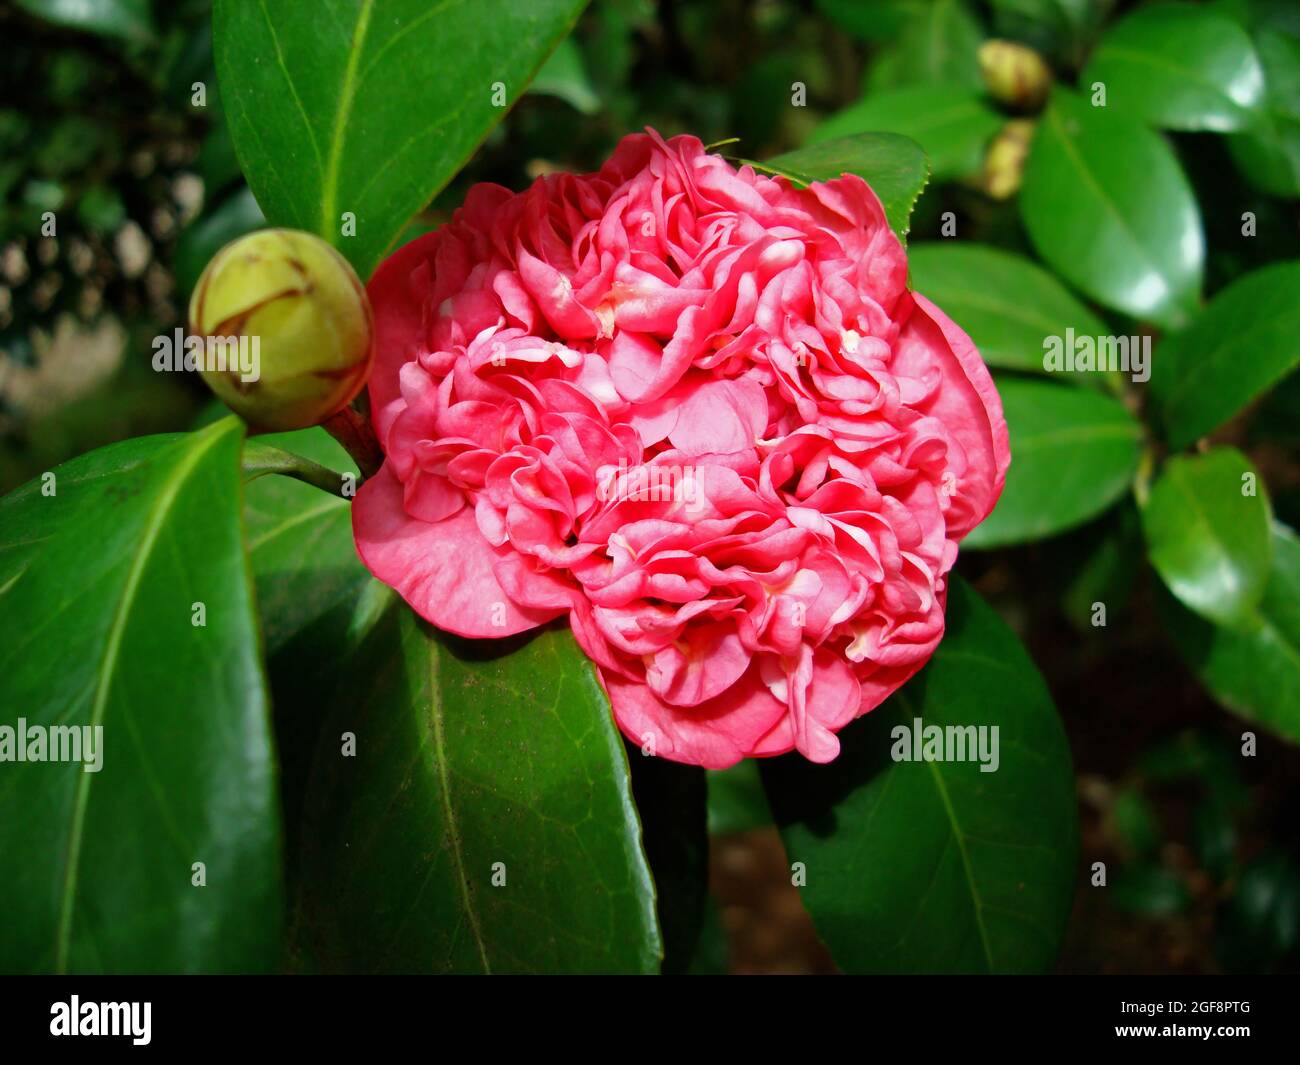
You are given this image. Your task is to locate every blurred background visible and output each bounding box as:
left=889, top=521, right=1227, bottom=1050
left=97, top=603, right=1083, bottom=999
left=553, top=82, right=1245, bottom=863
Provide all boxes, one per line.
left=2, top=0, right=1297, bottom=974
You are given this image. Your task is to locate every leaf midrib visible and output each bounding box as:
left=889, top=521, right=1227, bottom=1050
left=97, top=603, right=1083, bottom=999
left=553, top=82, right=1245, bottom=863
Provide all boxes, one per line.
left=423, top=631, right=492, bottom=973
left=319, top=0, right=376, bottom=237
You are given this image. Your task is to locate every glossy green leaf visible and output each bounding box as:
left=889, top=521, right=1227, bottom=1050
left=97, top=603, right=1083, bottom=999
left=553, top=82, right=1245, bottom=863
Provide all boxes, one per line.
left=1162, top=522, right=1300, bottom=743
left=1082, top=3, right=1265, bottom=132
left=214, top=0, right=590, bottom=278
left=1228, top=28, right=1300, bottom=197
left=813, top=86, right=1001, bottom=182
left=1141, top=447, right=1272, bottom=628
left=761, top=578, right=1078, bottom=974
left=907, top=243, right=1110, bottom=380
left=1021, top=89, right=1204, bottom=328
left=15, top=0, right=152, bottom=41
left=964, top=377, right=1143, bottom=549
left=0, top=419, right=282, bottom=973
left=757, top=132, right=929, bottom=240
left=1111, top=788, right=1160, bottom=857
left=295, top=605, right=661, bottom=973
left=1152, top=261, right=1300, bottom=449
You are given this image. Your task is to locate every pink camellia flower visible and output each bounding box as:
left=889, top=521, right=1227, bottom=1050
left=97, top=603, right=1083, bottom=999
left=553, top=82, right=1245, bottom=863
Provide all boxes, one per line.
left=353, top=130, right=1009, bottom=769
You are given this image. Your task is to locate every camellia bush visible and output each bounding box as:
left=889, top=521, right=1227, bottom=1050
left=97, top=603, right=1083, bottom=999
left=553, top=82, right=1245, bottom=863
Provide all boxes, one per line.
left=0, top=0, right=1296, bottom=977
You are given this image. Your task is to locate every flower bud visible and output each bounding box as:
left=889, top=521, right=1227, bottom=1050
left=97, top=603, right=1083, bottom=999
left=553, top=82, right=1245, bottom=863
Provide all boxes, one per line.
left=978, top=40, right=1052, bottom=111
left=982, top=119, right=1036, bottom=200
left=189, top=228, right=373, bottom=431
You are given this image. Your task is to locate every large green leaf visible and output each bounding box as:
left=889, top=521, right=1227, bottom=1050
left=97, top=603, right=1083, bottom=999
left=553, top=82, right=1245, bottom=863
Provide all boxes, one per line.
left=214, top=0, right=590, bottom=278
left=0, top=418, right=282, bottom=973
left=1141, top=447, right=1273, bottom=628
left=294, top=604, right=661, bottom=973
left=907, top=243, right=1110, bottom=380
left=964, top=377, right=1143, bottom=548
left=1082, top=3, right=1265, bottom=132
left=760, top=577, right=1078, bottom=974
left=757, top=133, right=930, bottom=240
left=1162, top=522, right=1300, bottom=742
left=812, top=86, right=1001, bottom=182
left=1152, top=261, right=1300, bottom=449
left=1021, top=89, right=1204, bottom=328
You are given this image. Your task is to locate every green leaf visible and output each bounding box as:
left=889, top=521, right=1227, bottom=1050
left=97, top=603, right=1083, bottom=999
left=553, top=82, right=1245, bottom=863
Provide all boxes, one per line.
left=15, top=0, right=153, bottom=42
left=294, top=606, right=661, bottom=973
left=214, top=0, right=590, bottom=278
left=243, top=427, right=364, bottom=658
left=907, top=243, right=1111, bottom=380
left=707, top=760, right=773, bottom=835
left=1021, top=89, right=1204, bottom=328
left=1162, top=522, right=1300, bottom=743
left=1228, top=29, right=1300, bottom=197
left=964, top=377, right=1143, bottom=549
left=0, top=419, right=282, bottom=973
left=1141, top=447, right=1272, bottom=628
left=757, top=132, right=930, bottom=240
left=1082, top=3, right=1265, bottom=132
left=865, top=0, right=985, bottom=92
left=812, top=86, right=1001, bottom=182
left=1216, top=849, right=1300, bottom=971
left=529, top=36, right=600, bottom=114
left=760, top=577, right=1078, bottom=974
left=1154, top=263, right=1300, bottom=449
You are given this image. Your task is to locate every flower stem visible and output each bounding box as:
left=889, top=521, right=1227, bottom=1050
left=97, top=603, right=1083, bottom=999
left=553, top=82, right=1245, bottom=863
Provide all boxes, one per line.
left=242, top=441, right=353, bottom=499
left=322, top=403, right=384, bottom=479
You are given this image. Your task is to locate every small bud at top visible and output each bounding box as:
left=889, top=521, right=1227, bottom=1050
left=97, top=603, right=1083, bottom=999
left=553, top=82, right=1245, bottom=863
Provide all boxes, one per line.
left=978, top=40, right=1052, bottom=111
left=189, top=229, right=373, bottom=431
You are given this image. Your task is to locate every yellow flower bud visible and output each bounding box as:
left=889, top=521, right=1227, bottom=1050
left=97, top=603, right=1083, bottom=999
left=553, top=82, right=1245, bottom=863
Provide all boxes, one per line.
left=982, top=119, right=1037, bottom=201
left=189, top=229, right=373, bottom=431
left=978, top=40, right=1052, bottom=111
